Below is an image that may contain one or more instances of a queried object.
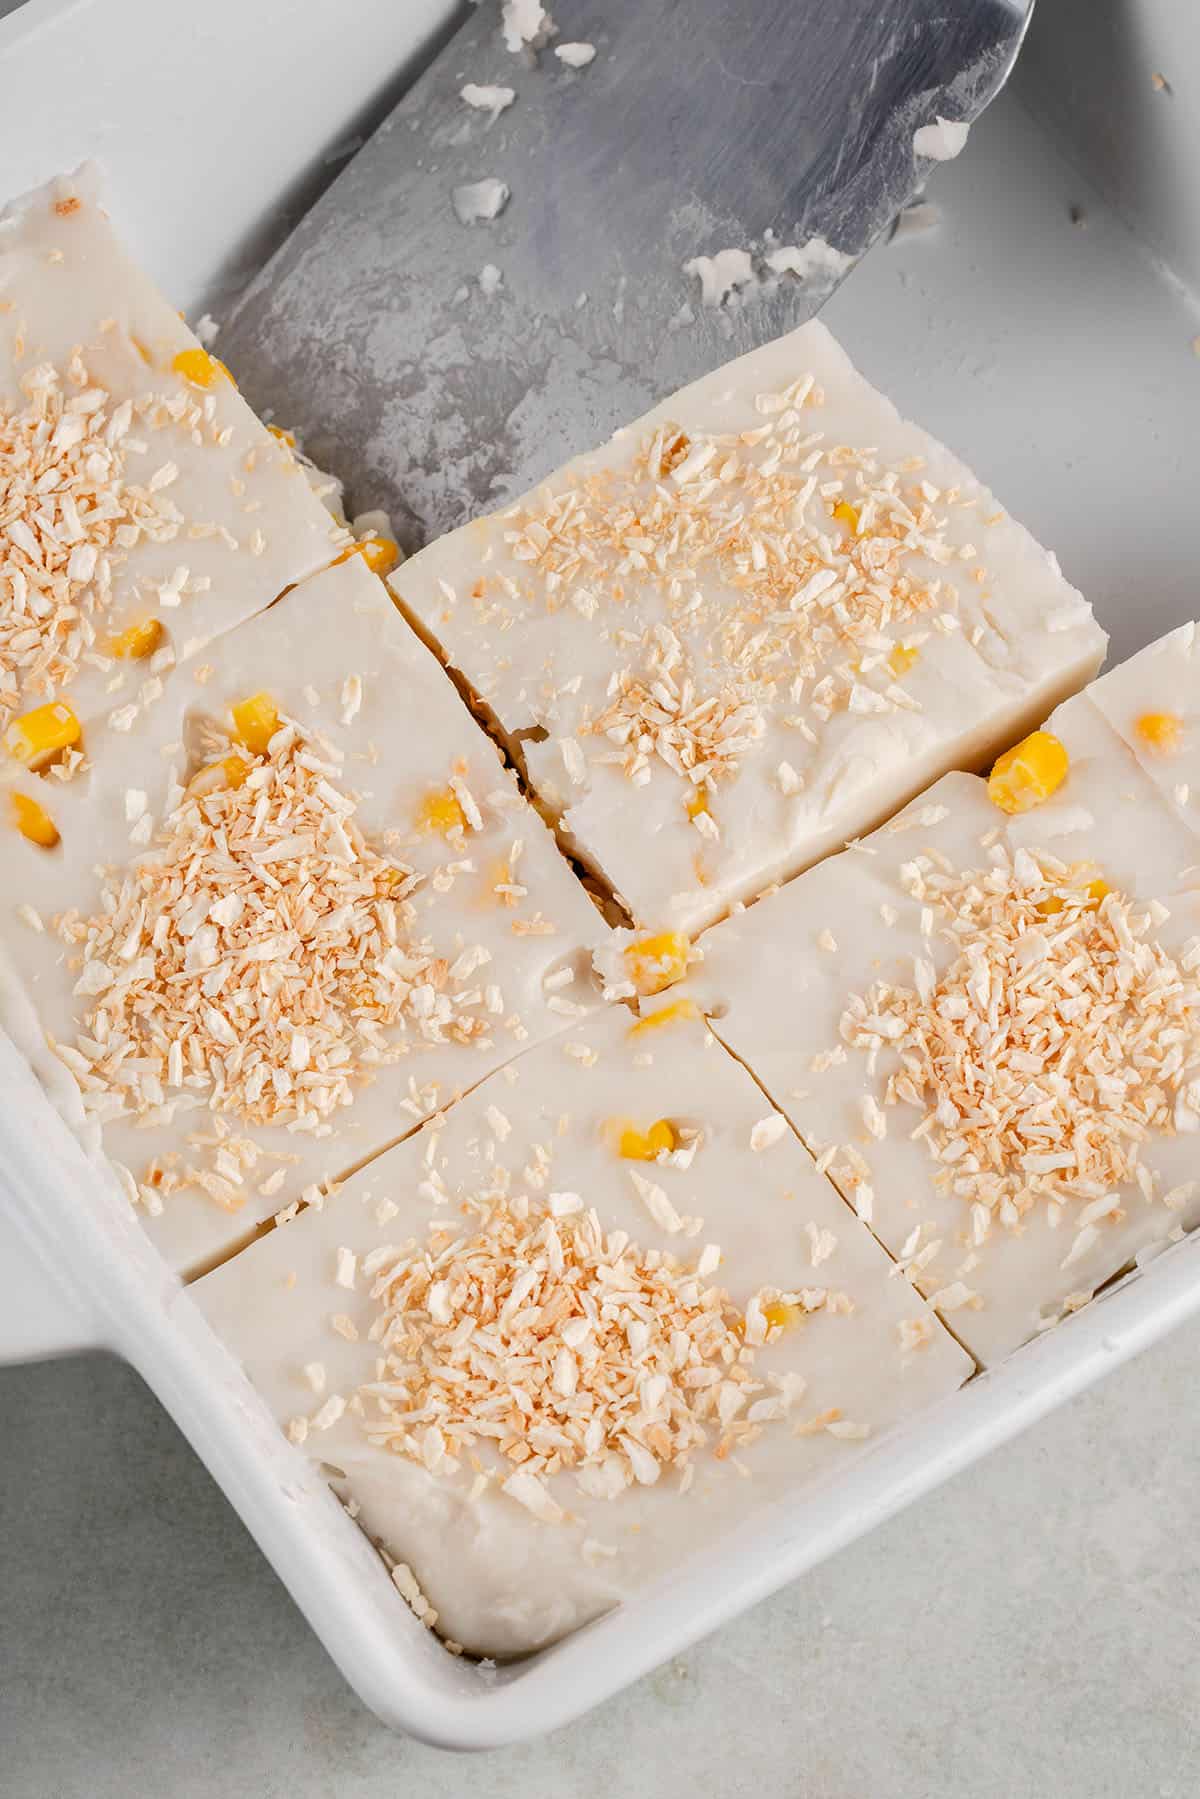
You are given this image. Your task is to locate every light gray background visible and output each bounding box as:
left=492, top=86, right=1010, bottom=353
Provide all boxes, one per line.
left=5, top=16, right=1200, bottom=1794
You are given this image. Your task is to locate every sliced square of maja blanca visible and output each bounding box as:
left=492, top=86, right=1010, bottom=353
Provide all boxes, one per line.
left=0, top=556, right=603, bottom=1277
left=392, top=320, right=1106, bottom=936
left=192, top=1000, right=971, bottom=1659
left=0, top=165, right=361, bottom=781
left=672, top=653, right=1200, bottom=1364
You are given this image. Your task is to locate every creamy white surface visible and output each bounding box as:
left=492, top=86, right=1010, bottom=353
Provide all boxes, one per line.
left=0, top=166, right=348, bottom=737
left=681, top=686, right=1200, bottom=1364
left=1082, top=621, right=1200, bottom=842
left=393, top=320, right=1105, bottom=934
left=0, top=558, right=603, bottom=1276
left=192, top=1003, right=970, bottom=1658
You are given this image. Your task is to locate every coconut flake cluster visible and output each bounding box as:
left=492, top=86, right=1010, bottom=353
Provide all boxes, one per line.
left=354, top=1187, right=831, bottom=1518
left=840, top=845, right=1200, bottom=1251
left=53, top=719, right=496, bottom=1210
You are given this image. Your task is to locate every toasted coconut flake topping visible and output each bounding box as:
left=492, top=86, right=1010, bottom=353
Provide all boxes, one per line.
left=477, top=377, right=976, bottom=791
left=53, top=723, right=501, bottom=1209
left=590, top=667, right=765, bottom=789
left=355, top=1186, right=834, bottom=1508
left=0, top=357, right=186, bottom=728
left=837, top=848, right=1200, bottom=1240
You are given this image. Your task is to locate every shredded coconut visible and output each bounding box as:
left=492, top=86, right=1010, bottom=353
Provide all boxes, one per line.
left=838, top=851, right=1200, bottom=1236
left=488, top=384, right=965, bottom=793
left=53, top=722, right=498, bottom=1210
left=0, top=357, right=184, bottom=729
left=355, top=1188, right=830, bottom=1503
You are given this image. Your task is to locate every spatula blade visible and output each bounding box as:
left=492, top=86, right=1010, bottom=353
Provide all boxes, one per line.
left=220, top=0, right=1032, bottom=548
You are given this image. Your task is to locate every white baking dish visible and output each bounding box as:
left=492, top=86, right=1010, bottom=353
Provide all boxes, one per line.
left=3, top=0, right=1200, bottom=1751
left=6, top=1024, right=1200, bottom=1748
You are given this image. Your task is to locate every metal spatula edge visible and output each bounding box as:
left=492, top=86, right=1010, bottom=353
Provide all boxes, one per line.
left=221, top=0, right=1034, bottom=549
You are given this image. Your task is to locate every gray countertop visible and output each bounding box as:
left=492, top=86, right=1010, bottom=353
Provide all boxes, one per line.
left=5, top=73, right=1200, bottom=1796
left=4, top=1323, right=1199, bottom=1799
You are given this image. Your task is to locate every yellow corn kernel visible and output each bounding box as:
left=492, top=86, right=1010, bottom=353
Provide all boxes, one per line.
left=335, top=535, right=400, bottom=578
left=1135, top=710, right=1183, bottom=753
left=418, top=787, right=466, bottom=835
left=231, top=692, right=281, bottom=756
left=987, top=730, right=1069, bottom=815
left=618, top=1118, right=678, bottom=1160
left=188, top=755, right=251, bottom=798
left=623, top=930, right=692, bottom=996
left=888, top=643, right=920, bottom=677
left=629, top=997, right=700, bottom=1038
left=763, top=1301, right=804, bottom=1332
left=11, top=791, right=59, bottom=848
left=646, top=1118, right=677, bottom=1155
left=685, top=785, right=710, bottom=821
left=109, top=617, right=164, bottom=660
left=4, top=700, right=82, bottom=770
left=1039, top=875, right=1109, bottom=918
left=832, top=500, right=860, bottom=532
left=172, top=347, right=234, bottom=390
left=268, top=424, right=297, bottom=449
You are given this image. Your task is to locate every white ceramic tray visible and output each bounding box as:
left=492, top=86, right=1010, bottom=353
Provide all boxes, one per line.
left=3, top=0, right=1200, bottom=1749
left=8, top=1020, right=1200, bottom=1748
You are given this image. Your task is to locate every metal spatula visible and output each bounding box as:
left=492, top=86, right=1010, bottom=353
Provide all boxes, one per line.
left=221, top=0, right=1033, bottom=552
